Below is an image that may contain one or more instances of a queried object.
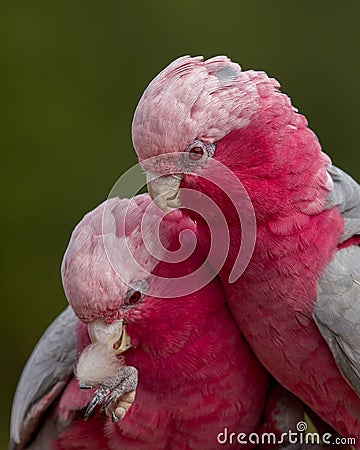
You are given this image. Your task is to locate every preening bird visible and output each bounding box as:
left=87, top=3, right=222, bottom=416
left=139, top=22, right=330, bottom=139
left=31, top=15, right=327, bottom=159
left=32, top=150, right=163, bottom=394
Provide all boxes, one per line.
left=132, top=55, right=360, bottom=441
left=10, top=194, right=269, bottom=449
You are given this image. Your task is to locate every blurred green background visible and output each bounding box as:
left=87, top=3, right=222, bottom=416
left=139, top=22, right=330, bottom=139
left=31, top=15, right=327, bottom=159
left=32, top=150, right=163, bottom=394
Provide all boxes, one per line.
left=1, top=0, right=360, bottom=446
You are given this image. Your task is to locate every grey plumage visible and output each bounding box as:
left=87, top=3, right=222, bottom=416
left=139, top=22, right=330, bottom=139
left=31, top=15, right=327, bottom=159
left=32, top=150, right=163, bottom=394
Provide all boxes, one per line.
left=314, top=165, right=360, bottom=397
left=10, top=306, right=78, bottom=450
left=315, top=246, right=360, bottom=396
left=326, top=165, right=360, bottom=241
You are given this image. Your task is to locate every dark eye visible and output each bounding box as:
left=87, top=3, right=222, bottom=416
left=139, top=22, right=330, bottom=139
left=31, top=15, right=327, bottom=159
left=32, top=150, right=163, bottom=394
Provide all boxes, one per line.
left=126, top=290, right=142, bottom=306
left=188, top=146, right=205, bottom=161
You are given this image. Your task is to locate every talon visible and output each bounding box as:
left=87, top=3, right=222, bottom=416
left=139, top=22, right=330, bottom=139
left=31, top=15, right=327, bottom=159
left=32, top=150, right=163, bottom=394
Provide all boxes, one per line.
left=79, top=383, right=93, bottom=390
left=112, top=411, right=120, bottom=422
left=100, top=393, right=117, bottom=413
left=83, top=367, right=138, bottom=420
left=84, top=394, right=101, bottom=420
left=105, top=403, right=116, bottom=418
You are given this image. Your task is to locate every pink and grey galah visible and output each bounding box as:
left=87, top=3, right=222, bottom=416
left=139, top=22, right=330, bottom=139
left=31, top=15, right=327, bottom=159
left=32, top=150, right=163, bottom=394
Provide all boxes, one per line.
left=10, top=194, right=271, bottom=449
left=132, top=56, right=360, bottom=440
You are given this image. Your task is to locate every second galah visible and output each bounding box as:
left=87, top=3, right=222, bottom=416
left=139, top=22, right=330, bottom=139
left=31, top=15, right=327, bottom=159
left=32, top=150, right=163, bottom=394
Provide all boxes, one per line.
left=10, top=194, right=269, bottom=449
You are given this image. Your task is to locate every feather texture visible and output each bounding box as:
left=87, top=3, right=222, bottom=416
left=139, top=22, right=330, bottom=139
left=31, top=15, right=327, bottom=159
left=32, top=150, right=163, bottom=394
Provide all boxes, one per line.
left=11, top=194, right=270, bottom=449
left=315, top=246, right=360, bottom=396
left=10, top=306, right=78, bottom=449
left=132, top=55, right=360, bottom=441
left=326, top=165, right=360, bottom=241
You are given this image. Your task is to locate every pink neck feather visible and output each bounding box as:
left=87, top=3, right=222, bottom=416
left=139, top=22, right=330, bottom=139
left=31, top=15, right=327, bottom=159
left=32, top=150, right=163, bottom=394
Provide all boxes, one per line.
left=194, top=97, right=344, bottom=307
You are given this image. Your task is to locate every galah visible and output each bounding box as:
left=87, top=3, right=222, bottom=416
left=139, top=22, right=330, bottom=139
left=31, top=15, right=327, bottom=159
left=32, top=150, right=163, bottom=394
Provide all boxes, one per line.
left=10, top=194, right=269, bottom=449
left=132, top=55, right=360, bottom=440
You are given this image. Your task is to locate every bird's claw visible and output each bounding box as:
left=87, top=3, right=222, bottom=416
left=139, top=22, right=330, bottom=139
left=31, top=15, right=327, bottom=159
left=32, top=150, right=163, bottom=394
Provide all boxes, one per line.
left=84, top=387, right=111, bottom=420
left=100, top=391, right=118, bottom=412
left=84, top=365, right=138, bottom=421
left=79, top=383, right=94, bottom=390
left=112, top=411, right=120, bottom=423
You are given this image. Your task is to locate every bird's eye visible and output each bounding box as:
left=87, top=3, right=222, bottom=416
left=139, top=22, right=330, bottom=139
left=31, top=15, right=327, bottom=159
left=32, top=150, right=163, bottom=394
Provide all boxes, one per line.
left=188, top=146, right=205, bottom=161
left=185, top=140, right=208, bottom=162
left=126, top=290, right=142, bottom=306
left=182, top=140, right=215, bottom=168
left=123, top=281, right=147, bottom=309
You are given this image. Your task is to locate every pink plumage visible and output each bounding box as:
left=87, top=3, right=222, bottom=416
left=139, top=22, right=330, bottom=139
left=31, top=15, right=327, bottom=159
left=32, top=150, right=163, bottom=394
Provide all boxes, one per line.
left=132, top=56, right=360, bottom=443
left=11, top=194, right=269, bottom=449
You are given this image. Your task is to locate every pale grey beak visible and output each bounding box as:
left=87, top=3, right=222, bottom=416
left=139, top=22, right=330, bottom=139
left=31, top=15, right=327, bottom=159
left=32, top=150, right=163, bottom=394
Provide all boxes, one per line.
left=146, top=172, right=183, bottom=212
left=76, top=319, right=132, bottom=389
left=87, top=319, right=132, bottom=355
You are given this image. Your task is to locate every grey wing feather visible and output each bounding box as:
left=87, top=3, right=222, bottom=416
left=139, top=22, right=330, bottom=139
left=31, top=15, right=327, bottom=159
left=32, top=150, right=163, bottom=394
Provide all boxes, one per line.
left=10, top=305, right=78, bottom=449
left=326, top=165, right=360, bottom=241
left=314, top=246, right=360, bottom=397
left=314, top=165, right=360, bottom=396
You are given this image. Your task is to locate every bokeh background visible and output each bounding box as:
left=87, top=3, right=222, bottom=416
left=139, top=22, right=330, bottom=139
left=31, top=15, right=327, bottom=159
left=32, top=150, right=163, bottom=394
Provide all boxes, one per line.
left=1, top=0, right=360, bottom=446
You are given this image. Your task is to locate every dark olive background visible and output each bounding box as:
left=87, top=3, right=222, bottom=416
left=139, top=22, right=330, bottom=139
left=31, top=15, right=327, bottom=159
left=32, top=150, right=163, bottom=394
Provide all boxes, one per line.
left=1, top=0, right=360, bottom=446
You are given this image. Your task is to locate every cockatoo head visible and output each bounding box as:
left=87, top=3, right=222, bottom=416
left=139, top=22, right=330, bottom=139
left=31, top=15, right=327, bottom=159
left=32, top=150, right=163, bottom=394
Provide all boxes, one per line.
left=132, top=55, right=330, bottom=218
left=61, top=193, right=222, bottom=368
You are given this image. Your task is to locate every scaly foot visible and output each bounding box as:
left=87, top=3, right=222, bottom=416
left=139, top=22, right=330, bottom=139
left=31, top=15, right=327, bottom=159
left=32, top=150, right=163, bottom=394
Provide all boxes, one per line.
left=82, top=366, right=138, bottom=421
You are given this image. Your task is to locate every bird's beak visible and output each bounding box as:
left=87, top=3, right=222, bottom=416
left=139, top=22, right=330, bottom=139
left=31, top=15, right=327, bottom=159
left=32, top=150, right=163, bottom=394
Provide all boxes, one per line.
left=87, top=319, right=132, bottom=355
left=146, top=172, right=183, bottom=212
left=77, top=319, right=132, bottom=390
